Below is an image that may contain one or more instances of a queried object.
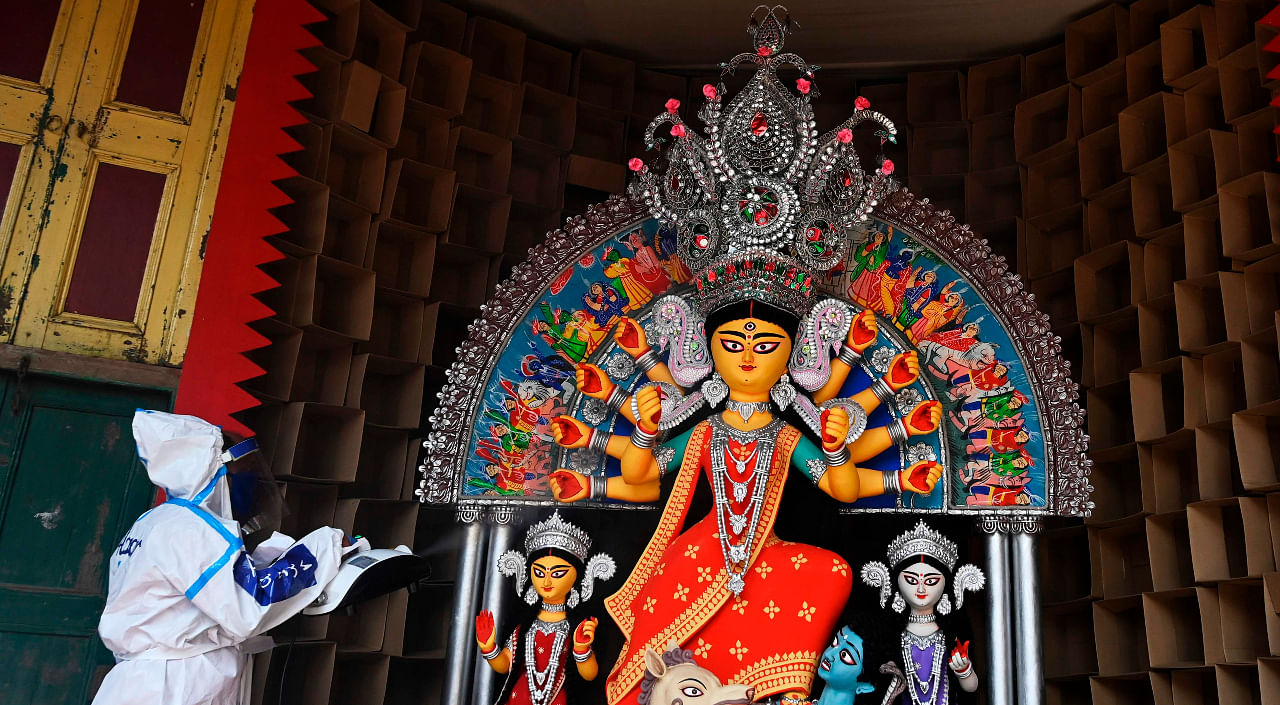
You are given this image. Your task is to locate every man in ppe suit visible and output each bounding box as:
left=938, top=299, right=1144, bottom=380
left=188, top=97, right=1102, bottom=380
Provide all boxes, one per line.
left=93, top=410, right=357, bottom=705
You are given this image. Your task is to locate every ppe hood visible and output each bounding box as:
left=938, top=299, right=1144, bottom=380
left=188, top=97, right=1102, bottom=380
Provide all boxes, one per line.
left=132, top=410, right=225, bottom=503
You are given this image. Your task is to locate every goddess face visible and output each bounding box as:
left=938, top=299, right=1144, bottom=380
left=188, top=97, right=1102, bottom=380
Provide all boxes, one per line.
left=897, top=561, right=946, bottom=612
left=530, top=554, right=578, bottom=604
left=710, top=316, right=793, bottom=395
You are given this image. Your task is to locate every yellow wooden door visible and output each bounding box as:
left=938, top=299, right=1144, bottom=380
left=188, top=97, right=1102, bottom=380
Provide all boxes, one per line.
left=0, top=0, right=253, bottom=365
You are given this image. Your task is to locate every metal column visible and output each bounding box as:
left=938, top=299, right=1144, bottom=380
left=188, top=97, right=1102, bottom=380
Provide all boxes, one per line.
left=472, top=520, right=516, bottom=705
left=985, top=526, right=1014, bottom=705
left=442, top=518, right=491, bottom=705
left=1012, top=526, right=1043, bottom=705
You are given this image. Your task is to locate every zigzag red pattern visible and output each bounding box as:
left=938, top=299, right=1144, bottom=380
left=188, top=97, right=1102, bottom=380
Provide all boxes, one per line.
left=1265, top=2, right=1280, bottom=161
left=174, top=0, right=323, bottom=433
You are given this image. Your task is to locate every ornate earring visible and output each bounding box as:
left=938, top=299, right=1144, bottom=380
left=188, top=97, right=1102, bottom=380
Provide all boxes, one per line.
left=770, top=373, right=797, bottom=410
left=937, top=594, right=952, bottom=616
left=891, top=592, right=906, bottom=613
left=567, top=588, right=581, bottom=609
left=702, top=371, right=728, bottom=407
left=523, top=586, right=538, bottom=605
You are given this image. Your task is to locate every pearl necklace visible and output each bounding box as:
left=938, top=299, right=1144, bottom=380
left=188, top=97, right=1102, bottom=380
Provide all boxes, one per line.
left=708, top=415, right=782, bottom=597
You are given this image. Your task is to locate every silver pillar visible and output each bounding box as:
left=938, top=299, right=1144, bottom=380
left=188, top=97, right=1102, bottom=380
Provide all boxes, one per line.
left=443, top=519, right=491, bottom=705
left=1012, top=527, right=1043, bottom=705
left=985, top=527, right=1014, bottom=705
left=473, top=521, right=516, bottom=705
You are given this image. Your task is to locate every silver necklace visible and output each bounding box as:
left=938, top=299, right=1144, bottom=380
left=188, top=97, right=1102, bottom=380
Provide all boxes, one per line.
left=723, top=444, right=760, bottom=503
left=900, top=629, right=946, bottom=705
left=540, top=601, right=566, bottom=613
left=524, top=618, right=570, bottom=705
left=907, top=612, right=935, bottom=623
left=724, top=398, right=772, bottom=423
left=708, top=415, right=782, bottom=596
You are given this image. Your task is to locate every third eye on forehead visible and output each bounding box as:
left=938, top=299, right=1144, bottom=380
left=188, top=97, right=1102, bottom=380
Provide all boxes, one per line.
left=718, top=330, right=784, bottom=340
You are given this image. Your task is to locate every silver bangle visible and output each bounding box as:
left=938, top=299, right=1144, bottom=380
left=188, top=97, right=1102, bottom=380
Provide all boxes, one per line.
left=606, top=385, right=628, bottom=413
left=837, top=343, right=862, bottom=366
left=573, top=648, right=593, bottom=663
left=630, top=425, right=659, bottom=449
left=480, top=644, right=500, bottom=660
left=888, top=418, right=909, bottom=446
left=590, top=474, right=607, bottom=501
left=883, top=469, right=902, bottom=495
left=634, top=348, right=661, bottom=374
left=824, top=445, right=850, bottom=466
left=588, top=429, right=610, bottom=454
left=870, top=376, right=895, bottom=403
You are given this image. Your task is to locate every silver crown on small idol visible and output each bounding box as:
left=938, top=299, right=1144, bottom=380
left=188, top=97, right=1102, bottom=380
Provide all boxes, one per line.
left=627, top=4, right=900, bottom=276
left=885, top=520, right=959, bottom=570
left=524, top=510, right=592, bottom=563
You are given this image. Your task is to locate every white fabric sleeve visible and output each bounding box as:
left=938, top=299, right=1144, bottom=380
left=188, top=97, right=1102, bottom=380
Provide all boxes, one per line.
left=248, top=531, right=297, bottom=565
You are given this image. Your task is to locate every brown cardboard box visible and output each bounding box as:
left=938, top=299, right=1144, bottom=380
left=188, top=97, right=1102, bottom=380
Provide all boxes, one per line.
left=964, top=167, right=1020, bottom=223
left=1143, top=588, right=1206, bottom=668
left=906, top=174, right=965, bottom=220
left=572, top=102, right=629, bottom=163
left=400, top=438, right=420, bottom=501
left=1118, top=93, right=1180, bottom=173
left=1090, top=443, right=1146, bottom=523
left=1014, top=84, right=1081, bottom=165
left=1144, top=430, right=1198, bottom=513
left=573, top=49, right=635, bottom=113
left=1090, top=674, right=1162, bottom=705
left=368, top=221, right=435, bottom=298
left=1047, top=677, right=1093, bottom=705
left=1220, top=172, right=1280, bottom=262
left=910, top=123, right=968, bottom=175
left=1168, top=668, right=1219, bottom=705
left=1129, top=0, right=1193, bottom=47
left=1095, top=598, right=1151, bottom=678
left=1147, top=511, right=1196, bottom=591
left=1024, top=204, right=1085, bottom=278
left=328, top=654, right=390, bottom=701
left=1086, top=180, right=1136, bottom=250
left=270, top=402, right=364, bottom=483
left=1267, top=571, right=1280, bottom=652
left=395, top=101, right=450, bottom=166
left=283, top=121, right=330, bottom=181
left=1262, top=658, right=1280, bottom=705
left=1097, top=519, right=1155, bottom=598
left=307, top=0, right=358, bottom=61
left=350, top=427, right=410, bottom=500
left=327, top=599, right=390, bottom=653
left=1024, top=150, right=1081, bottom=219
left=381, top=590, right=409, bottom=657
left=1216, top=664, right=1263, bottom=705
left=336, top=61, right=405, bottom=147
left=1174, top=272, right=1246, bottom=354
left=967, top=55, right=1023, bottom=118
left=447, top=127, right=512, bottom=192
left=906, top=70, right=965, bottom=123
left=1087, top=309, right=1143, bottom=387
left=1076, top=241, right=1144, bottom=321
left=972, top=217, right=1020, bottom=269
left=360, top=292, right=425, bottom=363
left=1233, top=107, right=1280, bottom=174
left=1041, top=525, right=1094, bottom=602
left=1161, top=6, right=1219, bottom=90
left=858, top=82, right=909, bottom=129
left=1220, top=43, right=1274, bottom=125
left=1233, top=410, right=1280, bottom=491
left=349, top=499, right=418, bottom=548
left=291, top=337, right=353, bottom=405
left=1130, top=357, right=1203, bottom=441
left=256, top=641, right=337, bottom=705
left=504, top=201, right=559, bottom=258
left=1044, top=600, right=1099, bottom=677
left=635, top=69, right=687, bottom=117
left=278, top=479, right=340, bottom=540
left=523, top=38, right=572, bottom=95
left=460, top=73, right=519, bottom=138
left=429, top=245, right=491, bottom=308
left=1137, top=294, right=1179, bottom=366
left=1143, top=225, right=1187, bottom=299
left=272, top=178, right=330, bottom=257
left=516, top=83, right=577, bottom=151
left=407, top=44, right=472, bottom=119
left=360, top=357, right=425, bottom=428
left=1169, top=130, right=1242, bottom=212
left=509, top=141, right=565, bottom=209
left=445, top=184, right=512, bottom=253
left=381, top=158, right=455, bottom=232
left=1183, top=74, right=1227, bottom=137
left=297, top=51, right=342, bottom=121
left=970, top=111, right=1016, bottom=170
left=319, top=194, right=373, bottom=265
left=1024, top=43, right=1068, bottom=97
left=291, top=255, right=376, bottom=342
left=1216, top=0, right=1273, bottom=58
left=1081, top=66, right=1128, bottom=134
left=1080, top=124, right=1124, bottom=199
left=323, top=125, right=387, bottom=212
left=1242, top=330, right=1280, bottom=410
left=1131, top=157, right=1179, bottom=236
left=464, top=16, right=525, bottom=83
left=1218, top=579, right=1272, bottom=663
left=1126, top=40, right=1165, bottom=105
left=243, top=319, right=304, bottom=402
left=1188, top=498, right=1274, bottom=580
left=1195, top=423, right=1242, bottom=502
left=566, top=153, right=627, bottom=194
left=1182, top=204, right=1227, bottom=278
left=1029, top=267, right=1078, bottom=326
left=419, top=303, right=439, bottom=366
left=1202, top=345, right=1248, bottom=424
left=1259, top=21, right=1280, bottom=90
left=1066, top=4, right=1131, bottom=86
left=1090, top=380, right=1138, bottom=449
left=354, top=1, right=407, bottom=79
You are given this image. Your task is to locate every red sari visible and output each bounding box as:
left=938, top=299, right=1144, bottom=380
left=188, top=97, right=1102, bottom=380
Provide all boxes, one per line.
left=604, top=419, right=852, bottom=703
left=506, top=620, right=570, bottom=705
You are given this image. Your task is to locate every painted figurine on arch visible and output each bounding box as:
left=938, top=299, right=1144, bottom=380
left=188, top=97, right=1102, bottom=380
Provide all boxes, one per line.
left=475, top=511, right=617, bottom=705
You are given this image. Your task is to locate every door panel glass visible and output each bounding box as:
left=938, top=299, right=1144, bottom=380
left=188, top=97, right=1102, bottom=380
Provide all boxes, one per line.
left=63, top=163, right=166, bottom=322
left=0, top=1, right=61, bottom=83
left=114, top=0, right=206, bottom=114
left=0, top=142, right=20, bottom=221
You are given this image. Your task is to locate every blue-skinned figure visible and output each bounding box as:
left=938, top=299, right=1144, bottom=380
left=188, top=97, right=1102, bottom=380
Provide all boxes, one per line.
left=814, top=626, right=877, bottom=705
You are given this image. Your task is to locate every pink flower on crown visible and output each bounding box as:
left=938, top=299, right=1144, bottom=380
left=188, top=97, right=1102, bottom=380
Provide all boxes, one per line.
left=703, top=84, right=718, bottom=100
left=665, top=98, right=681, bottom=114
left=796, top=78, right=811, bottom=95
left=881, top=159, right=895, bottom=175
left=837, top=129, right=853, bottom=144
left=757, top=46, right=773, bottom=57
left=671, top=124, right=687, bottom=138
left=628, top=158, right=644, bottom=172
left=855, top=96, right=871, bottom=111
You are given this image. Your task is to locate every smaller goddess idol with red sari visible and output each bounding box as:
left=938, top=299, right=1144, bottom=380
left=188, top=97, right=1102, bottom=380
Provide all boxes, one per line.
left=475, top=512, right=617, bottom=705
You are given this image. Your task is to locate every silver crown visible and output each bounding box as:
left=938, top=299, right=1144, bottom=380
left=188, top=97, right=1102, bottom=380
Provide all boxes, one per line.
left=885, top=520, right=959, bottom=571
left=524, top=510, right=592, bottom=563
left=628, top=5, right=899, bottom=275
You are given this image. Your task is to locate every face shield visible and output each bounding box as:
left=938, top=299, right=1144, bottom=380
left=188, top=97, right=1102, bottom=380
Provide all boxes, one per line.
left=221, top=436, right=285, bottom=545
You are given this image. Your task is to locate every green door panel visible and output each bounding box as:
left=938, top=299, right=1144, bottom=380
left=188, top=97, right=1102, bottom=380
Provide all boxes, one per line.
left=0, top=371, right=171, bottom=704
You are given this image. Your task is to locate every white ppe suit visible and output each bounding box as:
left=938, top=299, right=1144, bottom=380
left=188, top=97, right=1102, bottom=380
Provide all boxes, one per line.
left=92, top=410, right=345, bottom=705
